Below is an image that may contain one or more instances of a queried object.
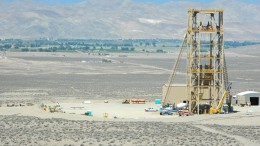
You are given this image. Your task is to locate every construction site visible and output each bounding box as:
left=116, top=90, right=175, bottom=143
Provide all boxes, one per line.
left=162, top=9, right=260, bottom=116
left=162, top=9, right=232, bottom=115
left=0, top=8, right=260, bottom=146
left=37, top=9, right=258, bottom=117
left=2, top=9, right=259, bottom=115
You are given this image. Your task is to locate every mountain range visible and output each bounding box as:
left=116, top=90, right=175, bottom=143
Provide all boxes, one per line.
left=0, top=0, right=259, bottom=40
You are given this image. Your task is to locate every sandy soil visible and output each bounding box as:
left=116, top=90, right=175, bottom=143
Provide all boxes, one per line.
left=0, top=45, right=260, bottom=145
left=0, top=101, right=260, bottom=146
left=0, top=115, right=245, bottom=146
left=1, top=45, right=259, bottom=105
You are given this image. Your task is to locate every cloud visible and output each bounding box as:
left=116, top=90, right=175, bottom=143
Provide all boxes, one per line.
left=138, top=18, right=163, bottom=24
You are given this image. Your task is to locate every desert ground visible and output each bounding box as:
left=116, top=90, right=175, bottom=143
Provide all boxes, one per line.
left=0, top=45, right=260, bottom=145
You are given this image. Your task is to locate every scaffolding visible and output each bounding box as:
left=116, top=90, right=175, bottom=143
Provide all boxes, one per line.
left=186, top=9, right=225, bottom=114
left=162, top=9, right=228, bottom=114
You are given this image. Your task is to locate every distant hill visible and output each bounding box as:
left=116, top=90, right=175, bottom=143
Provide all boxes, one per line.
left=0, top=0, right=259, bottom=40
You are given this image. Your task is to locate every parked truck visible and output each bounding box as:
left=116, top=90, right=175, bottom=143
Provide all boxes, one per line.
left=159, top=107, right=178, bottom=115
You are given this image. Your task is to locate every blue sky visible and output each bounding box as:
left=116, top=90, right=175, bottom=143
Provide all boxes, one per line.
left=39, top=0, right=83, bottom=3
left=4, top=0, right=84, bottom=3
left=3, top=0, right=260, bottom=4
left=135, top=0, right=213, bottom=3
left=134, top=0, right=260, bottom=3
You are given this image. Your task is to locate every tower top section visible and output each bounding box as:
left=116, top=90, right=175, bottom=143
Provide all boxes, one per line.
left=187, top=8, right=224, bottom=33
left=188, top=8, right=224, bottom=13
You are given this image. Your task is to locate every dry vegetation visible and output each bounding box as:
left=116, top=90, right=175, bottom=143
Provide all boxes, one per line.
left=0, top=115, right=242, bottom=146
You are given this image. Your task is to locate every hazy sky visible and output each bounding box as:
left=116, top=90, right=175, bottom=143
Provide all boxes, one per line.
left=4, top=0, right=83, bottom=3
left=135, top=0, right=259, bottom=3
left=3, top=0, right=260, bottom=3
left=135, top=0, right=213, bottom=3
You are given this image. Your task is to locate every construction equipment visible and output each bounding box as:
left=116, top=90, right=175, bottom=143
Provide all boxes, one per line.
left=193, top=104, right=211, bottom=114
left=122, top=99, right=130, bottom=104
left=178, top=110, right=193, bottom=116
left=49, top=105, right=61, bottom=113
left=131, top=99, right=145, bottom=104
left=44, top=103, right=62, bottom=113
left=177, top=103, right=193, bottom=116
left=210, top=83, right=232, bottom=114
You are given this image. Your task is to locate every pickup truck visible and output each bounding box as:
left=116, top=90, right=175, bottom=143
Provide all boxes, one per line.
left=159, top=107, right=178, bottom=115
left=144, top=107, right=158, bottom=112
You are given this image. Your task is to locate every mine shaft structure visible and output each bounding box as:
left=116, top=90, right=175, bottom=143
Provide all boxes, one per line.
left=187, top=9, right=226, bottom=114
left=162, top=9, right=229, bottom=114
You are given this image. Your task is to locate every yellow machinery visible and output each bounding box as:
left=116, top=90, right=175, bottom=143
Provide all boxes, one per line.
left=209, top=91, right=227, bottom=114
left=210, top=83, right=231, bottom=114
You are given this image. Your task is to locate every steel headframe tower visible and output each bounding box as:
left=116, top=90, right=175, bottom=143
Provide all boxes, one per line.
left=186, top=9, right=225, bottom=114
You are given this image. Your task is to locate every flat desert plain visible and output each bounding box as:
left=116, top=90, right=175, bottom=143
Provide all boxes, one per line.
left=0, top=45, right=260, bottom=146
